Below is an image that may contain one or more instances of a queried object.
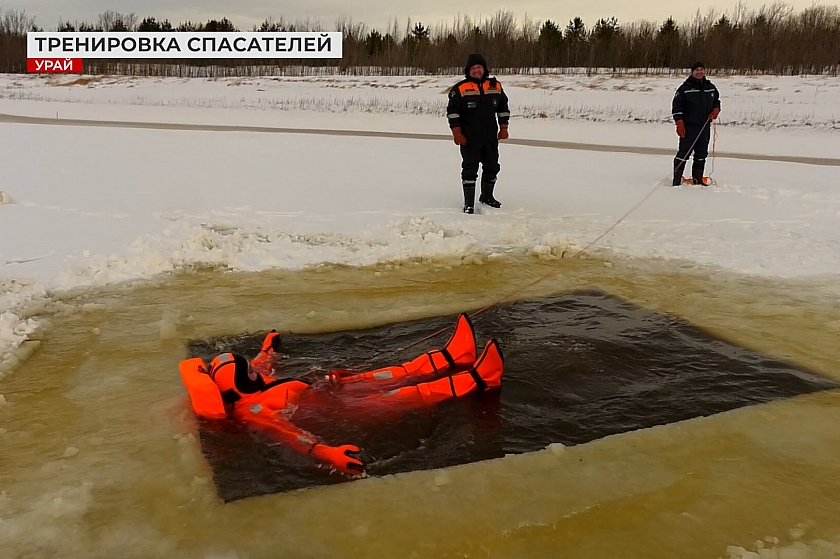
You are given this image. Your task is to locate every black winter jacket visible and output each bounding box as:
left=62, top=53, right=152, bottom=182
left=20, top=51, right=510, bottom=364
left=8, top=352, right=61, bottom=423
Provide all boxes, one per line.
left=672, top=76, right=721, bottom=126
left=447, top=77, right=510, bottom=143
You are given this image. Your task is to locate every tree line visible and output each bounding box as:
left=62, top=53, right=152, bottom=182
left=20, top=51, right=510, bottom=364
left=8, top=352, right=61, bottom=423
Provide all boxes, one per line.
left=1, top=4, right=838, bottom=76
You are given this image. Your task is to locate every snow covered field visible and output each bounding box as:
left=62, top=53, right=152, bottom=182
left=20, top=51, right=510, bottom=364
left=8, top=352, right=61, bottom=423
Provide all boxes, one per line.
left=2, top=73, right=838, bottom=130
left=1, top=71, right=839, bottom=376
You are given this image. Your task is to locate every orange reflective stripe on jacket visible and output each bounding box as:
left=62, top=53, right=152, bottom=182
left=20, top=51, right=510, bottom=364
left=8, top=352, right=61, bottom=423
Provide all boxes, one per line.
left=457, top=80, right=503, bottom=96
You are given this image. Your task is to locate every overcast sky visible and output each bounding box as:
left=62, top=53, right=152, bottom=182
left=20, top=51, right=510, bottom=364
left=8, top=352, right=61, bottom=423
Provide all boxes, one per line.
left=4, top=0, right=829, bottom=32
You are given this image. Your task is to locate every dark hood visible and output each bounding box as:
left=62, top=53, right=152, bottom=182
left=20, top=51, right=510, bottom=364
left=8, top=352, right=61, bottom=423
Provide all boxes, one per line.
left=464, top=53, right=489, bottom=80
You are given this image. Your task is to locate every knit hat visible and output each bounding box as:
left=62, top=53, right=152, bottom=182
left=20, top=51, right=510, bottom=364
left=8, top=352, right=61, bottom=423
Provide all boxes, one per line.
left=464, top=53, right=488, bottom=79
left=690, top=61, right=705, bottom=72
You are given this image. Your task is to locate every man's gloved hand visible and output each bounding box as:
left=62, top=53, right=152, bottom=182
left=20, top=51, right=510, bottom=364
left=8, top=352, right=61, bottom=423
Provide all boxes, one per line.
left=709, top=108, right=720, bottom=120
left=310, top=443, right=365, bottom=475
left=451, top=127, right=467, bottom=146
left=497, top=124, right=509, bottom=140
left=675, top=120, right=686, bottom=138
left=261, top=330, right=281, bottom=353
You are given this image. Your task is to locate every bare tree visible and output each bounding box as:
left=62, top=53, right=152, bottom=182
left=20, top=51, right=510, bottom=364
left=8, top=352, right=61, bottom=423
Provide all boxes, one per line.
left=97, top=11, right=138, bottom=31
left=335, top=16, right=367, bottom=41
left=1, top=9, right=37, bottom=36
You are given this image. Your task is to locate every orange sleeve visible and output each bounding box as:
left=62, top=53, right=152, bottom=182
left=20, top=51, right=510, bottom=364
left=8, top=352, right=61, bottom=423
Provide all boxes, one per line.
left=231, top=401, right=319, bottom=455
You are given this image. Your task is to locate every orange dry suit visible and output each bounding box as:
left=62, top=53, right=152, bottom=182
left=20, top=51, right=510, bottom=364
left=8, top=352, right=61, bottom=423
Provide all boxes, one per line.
left=179, top=314, right=504, bottom=476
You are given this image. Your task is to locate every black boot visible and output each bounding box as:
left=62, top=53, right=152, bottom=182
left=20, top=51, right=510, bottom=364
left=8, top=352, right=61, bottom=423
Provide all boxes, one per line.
left=463, top=181, right=476, bottom=214
left=691, top=162, right=706, bottom=186
left=479, top=180, right=501, bottom=208
left=672, top=161, right=686, bottom=187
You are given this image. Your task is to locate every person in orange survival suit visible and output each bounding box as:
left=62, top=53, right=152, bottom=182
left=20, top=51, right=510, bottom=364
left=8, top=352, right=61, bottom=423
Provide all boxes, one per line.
left=179, top=313, right=504, bottom=476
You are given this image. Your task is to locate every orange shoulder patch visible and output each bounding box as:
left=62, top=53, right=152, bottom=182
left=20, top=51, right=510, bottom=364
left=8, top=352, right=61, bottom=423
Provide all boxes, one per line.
left=458, top=82, right=479, bottom=94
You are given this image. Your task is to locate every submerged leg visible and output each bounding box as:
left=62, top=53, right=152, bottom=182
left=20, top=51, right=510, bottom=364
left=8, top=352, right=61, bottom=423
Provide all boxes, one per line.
left=357, top=339, right=503, bottom=411
left=334, top=313, right=477, bottom=385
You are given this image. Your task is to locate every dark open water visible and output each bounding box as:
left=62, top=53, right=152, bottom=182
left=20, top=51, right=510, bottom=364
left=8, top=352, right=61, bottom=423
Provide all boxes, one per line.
left=187, top=289, right=835, bottom=502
